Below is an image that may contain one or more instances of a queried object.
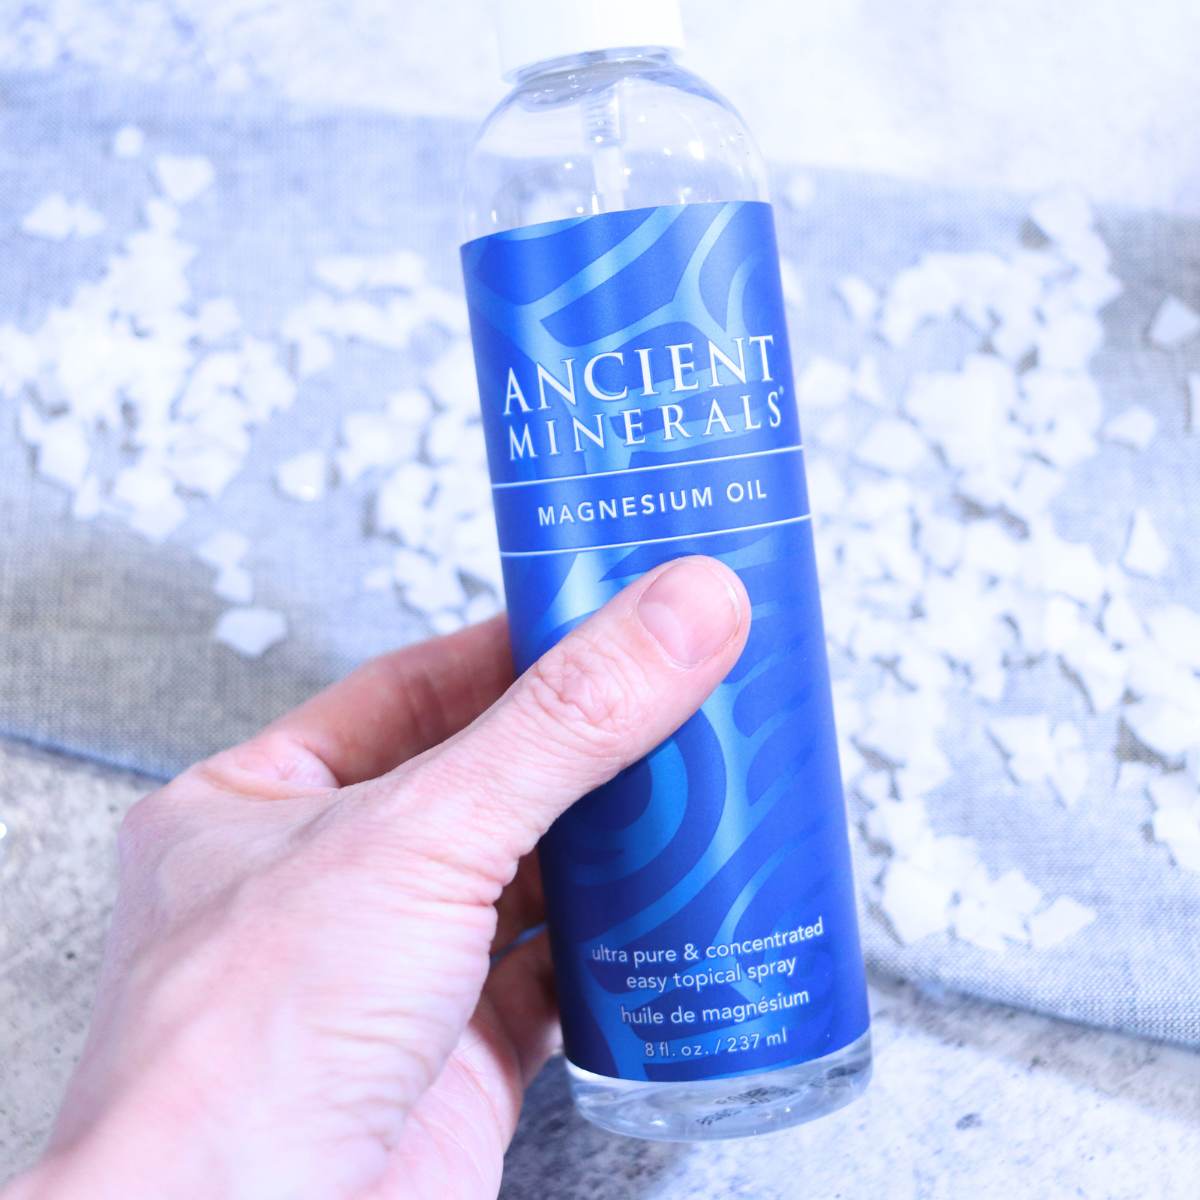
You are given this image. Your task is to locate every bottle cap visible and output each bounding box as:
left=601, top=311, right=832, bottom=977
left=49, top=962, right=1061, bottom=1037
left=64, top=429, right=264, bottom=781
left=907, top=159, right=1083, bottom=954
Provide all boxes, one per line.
left=496, top=0, right=685, bottom=81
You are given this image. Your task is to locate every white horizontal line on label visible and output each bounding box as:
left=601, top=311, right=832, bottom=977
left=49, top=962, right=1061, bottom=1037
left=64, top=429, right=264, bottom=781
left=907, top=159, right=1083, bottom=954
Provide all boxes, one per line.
left=498, top=512, right=813, bottom=559
left=491, top=443, right=805, bottom=491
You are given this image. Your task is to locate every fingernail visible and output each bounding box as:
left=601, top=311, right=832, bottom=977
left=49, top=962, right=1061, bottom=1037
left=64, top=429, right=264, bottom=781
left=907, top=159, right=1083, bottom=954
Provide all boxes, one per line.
left=637, top=558, right=743, bottom=667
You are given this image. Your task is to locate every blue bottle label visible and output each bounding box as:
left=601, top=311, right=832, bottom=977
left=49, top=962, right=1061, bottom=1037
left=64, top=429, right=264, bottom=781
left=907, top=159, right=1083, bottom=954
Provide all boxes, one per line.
left=461, top=201, right=869, bottom=1083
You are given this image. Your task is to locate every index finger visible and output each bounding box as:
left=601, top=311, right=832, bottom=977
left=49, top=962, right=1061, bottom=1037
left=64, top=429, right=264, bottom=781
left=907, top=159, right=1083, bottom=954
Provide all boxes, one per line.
left=235, top=616, right=515, bottom=788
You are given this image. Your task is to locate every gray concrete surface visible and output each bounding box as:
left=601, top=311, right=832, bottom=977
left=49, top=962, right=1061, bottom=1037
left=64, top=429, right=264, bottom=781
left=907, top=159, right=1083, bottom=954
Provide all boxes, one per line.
left=1, top=735, right=1197, bottom=1198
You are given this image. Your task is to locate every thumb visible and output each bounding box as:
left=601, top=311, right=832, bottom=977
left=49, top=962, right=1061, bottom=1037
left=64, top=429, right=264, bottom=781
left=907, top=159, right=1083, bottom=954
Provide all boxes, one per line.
left=383, top=555, right=750, bottom=873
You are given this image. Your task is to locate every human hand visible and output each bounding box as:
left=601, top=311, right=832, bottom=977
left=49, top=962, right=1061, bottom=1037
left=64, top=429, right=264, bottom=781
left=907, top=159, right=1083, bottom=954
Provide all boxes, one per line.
left=8, top=557, right=749, bottom=1200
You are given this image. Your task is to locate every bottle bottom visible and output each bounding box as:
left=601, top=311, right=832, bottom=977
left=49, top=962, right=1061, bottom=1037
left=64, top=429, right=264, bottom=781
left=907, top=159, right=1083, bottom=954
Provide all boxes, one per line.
left=567, top=1029, right=872, bottom=1142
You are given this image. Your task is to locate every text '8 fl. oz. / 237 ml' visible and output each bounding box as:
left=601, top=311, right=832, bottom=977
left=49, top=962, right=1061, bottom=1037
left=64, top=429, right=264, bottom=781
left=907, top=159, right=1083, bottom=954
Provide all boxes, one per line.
left=458, top=0, right=871, bottom=1141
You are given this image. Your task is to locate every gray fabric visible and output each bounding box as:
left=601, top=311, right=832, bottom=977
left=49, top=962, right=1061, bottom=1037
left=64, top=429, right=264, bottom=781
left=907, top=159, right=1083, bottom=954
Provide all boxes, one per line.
left=0, top=71, right=459, bottom=774
left=1, top=70, right=1197, bottom=1050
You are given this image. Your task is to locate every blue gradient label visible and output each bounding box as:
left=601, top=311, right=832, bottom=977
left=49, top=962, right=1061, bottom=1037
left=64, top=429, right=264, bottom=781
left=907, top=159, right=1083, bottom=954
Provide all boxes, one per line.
left=462, top=201, right=869, bottom=1083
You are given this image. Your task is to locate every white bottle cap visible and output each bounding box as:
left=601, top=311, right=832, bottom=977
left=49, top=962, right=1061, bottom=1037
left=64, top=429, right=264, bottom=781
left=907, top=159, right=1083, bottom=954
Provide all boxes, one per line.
left=496, top=0, right=685, bottom=80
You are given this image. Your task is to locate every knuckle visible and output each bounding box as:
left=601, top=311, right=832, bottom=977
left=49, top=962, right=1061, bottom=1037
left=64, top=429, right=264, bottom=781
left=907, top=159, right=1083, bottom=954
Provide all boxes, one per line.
left=358, top=771, right=516, bottom=897
left=523, top=633, right=647, bottom=747
left=180, top=753, right=244, bottom=796
left=114, top=789, right=208, bottom=916
left=115, top=788, right=172, bottom=861
left=115, top=781, right=261, bottom=905
left=186, top=735, right=336, bottom=796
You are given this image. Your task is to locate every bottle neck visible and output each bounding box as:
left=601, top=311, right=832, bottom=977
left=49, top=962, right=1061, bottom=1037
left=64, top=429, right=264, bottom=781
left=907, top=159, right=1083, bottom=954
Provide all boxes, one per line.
left=513, top=45, right=676, bottom=86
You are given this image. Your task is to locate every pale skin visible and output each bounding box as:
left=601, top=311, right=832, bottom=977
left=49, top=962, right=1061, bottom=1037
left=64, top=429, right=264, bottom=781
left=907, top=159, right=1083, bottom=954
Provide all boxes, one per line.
left=5, top=556, right=750, bottom=1200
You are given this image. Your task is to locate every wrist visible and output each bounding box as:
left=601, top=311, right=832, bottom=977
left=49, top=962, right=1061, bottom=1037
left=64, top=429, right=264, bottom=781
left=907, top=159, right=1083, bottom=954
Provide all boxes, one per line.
left=1, top=1166, right=46, bottom=1200
left=7, top=1122, right=229, bottom=1200
left=2, top=1151, right=121, bottom=1200
left=18, top=1068, right=236, bottom=1200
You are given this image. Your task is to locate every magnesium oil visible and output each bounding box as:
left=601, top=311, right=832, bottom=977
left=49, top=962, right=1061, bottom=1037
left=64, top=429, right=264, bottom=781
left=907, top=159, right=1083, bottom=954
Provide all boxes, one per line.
left=460, top=0, right=872, bottom=1140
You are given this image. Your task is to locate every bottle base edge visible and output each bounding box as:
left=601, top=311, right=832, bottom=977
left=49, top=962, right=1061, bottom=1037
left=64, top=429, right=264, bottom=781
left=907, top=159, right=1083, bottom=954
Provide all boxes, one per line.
left=567, top=1028, right=873, bottom=1142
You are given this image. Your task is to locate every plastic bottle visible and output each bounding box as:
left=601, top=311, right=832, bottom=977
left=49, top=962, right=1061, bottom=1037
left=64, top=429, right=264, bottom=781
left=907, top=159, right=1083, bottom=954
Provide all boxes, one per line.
left=459, top=0, right=871, bottom=1141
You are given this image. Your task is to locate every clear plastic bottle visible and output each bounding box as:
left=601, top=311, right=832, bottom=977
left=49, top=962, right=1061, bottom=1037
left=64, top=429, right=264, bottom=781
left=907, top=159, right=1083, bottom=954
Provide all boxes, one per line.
left=460, top=0, right=872, bottom=1142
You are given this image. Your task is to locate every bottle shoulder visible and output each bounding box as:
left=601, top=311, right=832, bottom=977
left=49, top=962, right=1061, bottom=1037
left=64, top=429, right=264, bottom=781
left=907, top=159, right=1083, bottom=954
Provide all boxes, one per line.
left=462, top=56, right=770, bottom=240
